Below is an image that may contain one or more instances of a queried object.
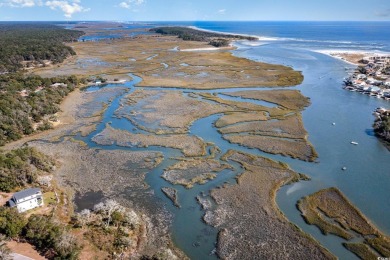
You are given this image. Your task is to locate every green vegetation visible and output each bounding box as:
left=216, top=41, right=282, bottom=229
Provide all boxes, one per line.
left=0, top=207, right=81, bottom=259
left=373, top=111, right=390, bottom=148
left=0, top=207, right=26, bottom=238
left=0, top=23, right=83, bottom=73
left=0, top=23, right=85, bottom=145
left=0, top=147, right=56, bottom=192
left=25, top=215, right=80, bottom=259
left=150, top=26, right=256, bottom=47
left=209, top=38, right=230, bottom=47
left=0, top=73, right=81, bottom=145
left=0, top=234, right=11, bottom=260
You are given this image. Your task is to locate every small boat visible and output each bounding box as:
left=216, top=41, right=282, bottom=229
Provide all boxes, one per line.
left=351, top=141, right=358, bottom=145
left=332, top=122, right=336, bottom=126
left=342, top=167, right=347, bottom=171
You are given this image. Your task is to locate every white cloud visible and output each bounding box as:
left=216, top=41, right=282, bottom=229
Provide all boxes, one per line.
left=0, top=0, right=42, bottom=7
left=119, top=0, right=144, bottom=10
left=217, top=9, right=226, bottom=15
left=45, top=0, right=89, bottom=18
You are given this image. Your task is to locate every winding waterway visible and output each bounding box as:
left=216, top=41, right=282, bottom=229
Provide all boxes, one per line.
left=71, top=33, right=390, bottom=259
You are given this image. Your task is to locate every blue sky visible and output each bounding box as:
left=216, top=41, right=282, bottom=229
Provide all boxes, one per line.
left=0, top=0, right=389, bottom=21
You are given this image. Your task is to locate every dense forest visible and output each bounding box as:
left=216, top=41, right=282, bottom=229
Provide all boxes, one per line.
left=0, top=147, right=56, bottom=192
left=150, top=26, right=256, bottom=47
left=0, top=73, right=81, bottom=145
left=0, top=23, right=84, bottom=73
left=0, top=23, right=84, bottom=145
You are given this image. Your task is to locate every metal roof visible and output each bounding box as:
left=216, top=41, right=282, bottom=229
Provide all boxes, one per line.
left=8, top=199, right=16, bottom=207
left=13, top=188, right=42, bottom=201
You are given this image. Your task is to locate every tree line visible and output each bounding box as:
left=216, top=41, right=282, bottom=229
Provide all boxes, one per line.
left=0, top=146, right=56, bottom=192
left=0, top=23, right=84, bottom=73
left=150, top=26, right=256, bottom=47
left=0, top=73, right=83, bottom=145
left=373, top=111, right=390, bottom=149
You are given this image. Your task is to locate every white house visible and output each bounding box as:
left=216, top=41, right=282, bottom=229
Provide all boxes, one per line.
left=8, top=188, right=44, bottom=213
left=50, top=83, right=67, bottom=88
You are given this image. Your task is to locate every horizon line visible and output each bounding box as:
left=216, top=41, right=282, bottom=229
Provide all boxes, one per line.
left=0, top=20, right=389, bottom=23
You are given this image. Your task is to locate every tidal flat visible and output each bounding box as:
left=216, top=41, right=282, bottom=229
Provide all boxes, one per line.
left=115, top=89, right=230, bottom=134
left=33, top=32, right=303, bottom=90
left=19, top=25, right=368, bottom=259
left=27, top=140, right=185, bottom=258
left=203, top=150, right=334, bottom=259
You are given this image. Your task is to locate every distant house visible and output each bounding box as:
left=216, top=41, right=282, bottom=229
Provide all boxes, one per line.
left=8, top=188, right=44, bottom=213
left=19, top=89, right=29, bottom=97
left=50, top=83, right=68, bottom=88
left=356, top=74, right=367, bottom=80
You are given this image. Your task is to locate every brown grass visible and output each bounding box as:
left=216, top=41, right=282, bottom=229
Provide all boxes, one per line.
left=33, top=35, right=303, bottom=90
left=204, top=150, right=334, bottom=259
left=215, top=111, right=268, bottom=128
left=224, top=134, right=317, bottom=161
left=116, top=89, right=230, bottom=134
left=93, top=124, right=207, bottom=157
left=162, top=158, right=232, bottom=188
left=219, top=114, right=307, bottom=139
left=298, top=187, right=390, bottom=258
left=224, top=89, right=310, bottom=110
left=343, top=243, right=379, bottom=260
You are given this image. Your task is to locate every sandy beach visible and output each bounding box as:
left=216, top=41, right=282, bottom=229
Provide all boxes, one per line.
left=314, top=49, right=390, bottom=65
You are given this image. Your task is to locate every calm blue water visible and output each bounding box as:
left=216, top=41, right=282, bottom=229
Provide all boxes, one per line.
left=74, top=21, right=390, bottom=259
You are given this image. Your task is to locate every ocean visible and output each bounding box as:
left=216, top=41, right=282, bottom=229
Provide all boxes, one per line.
left=156, top=21, right=390, bottom=53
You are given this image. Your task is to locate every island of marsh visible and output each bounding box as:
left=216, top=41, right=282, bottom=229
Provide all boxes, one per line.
left=298, top=188, right=390, bottom=260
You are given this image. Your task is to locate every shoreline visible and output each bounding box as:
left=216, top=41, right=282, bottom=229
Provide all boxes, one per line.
left=187, top=25, right=262, bottom=41
left=180, top=45, right=235, bottom=52
left=313, top=49, right=390, bottom=66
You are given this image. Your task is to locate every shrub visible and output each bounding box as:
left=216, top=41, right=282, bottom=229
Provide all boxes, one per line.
left=0, top=147, right=55, bottom=192
left=0, top=207, right=26, bottom=238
